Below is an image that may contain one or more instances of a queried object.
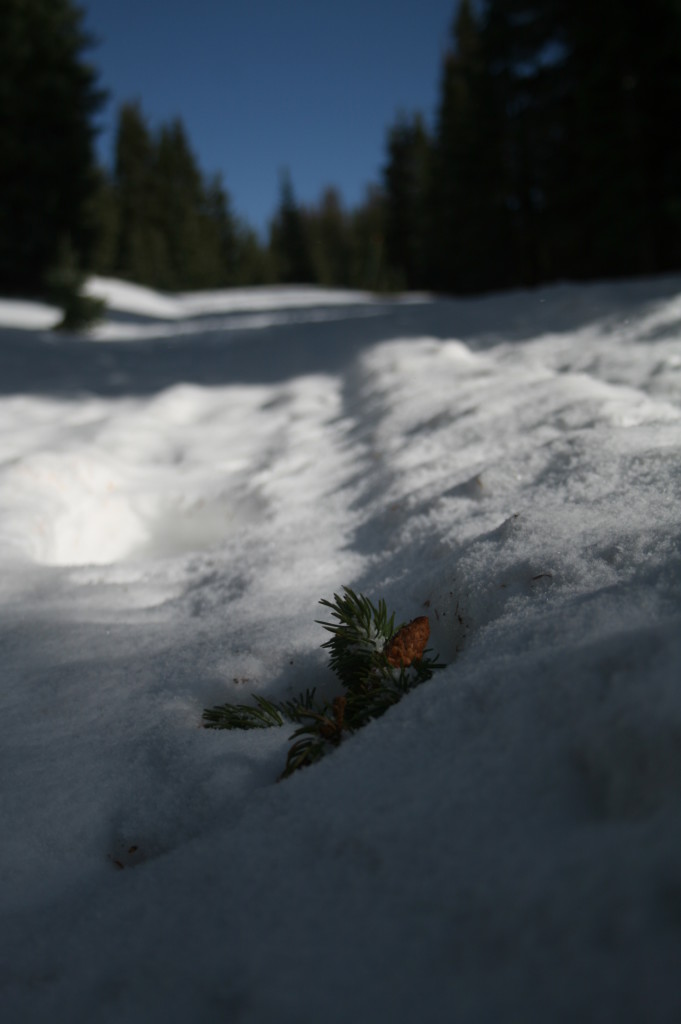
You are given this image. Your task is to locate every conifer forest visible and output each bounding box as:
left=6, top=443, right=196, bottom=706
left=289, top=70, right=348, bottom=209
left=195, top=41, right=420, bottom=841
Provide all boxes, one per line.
left=3, top=0, right=681, bottom=299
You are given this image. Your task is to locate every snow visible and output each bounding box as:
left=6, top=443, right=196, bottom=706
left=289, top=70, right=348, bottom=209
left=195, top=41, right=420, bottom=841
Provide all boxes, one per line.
left=0, top=298, right=60, bottom=330
left=1, top=275, right=681, bottom=1022
left=85, top=274, right=383, bottom=317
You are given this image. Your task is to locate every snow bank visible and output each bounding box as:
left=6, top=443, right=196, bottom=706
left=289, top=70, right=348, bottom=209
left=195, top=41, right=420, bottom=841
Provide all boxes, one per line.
left=84, top=274, right=379, bottom=318
left=0, top=297, right=60, bottom=329
left=1, top=276, right=681, bottom=1022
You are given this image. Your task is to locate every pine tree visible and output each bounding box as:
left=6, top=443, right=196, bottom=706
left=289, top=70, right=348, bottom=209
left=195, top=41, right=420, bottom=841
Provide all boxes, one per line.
left=383, top=113, right=431, bottom=290
left=308, top=187, right=352, bottom=286
left=482, top=0, right=681, bottom=282
left=348, top=186, right=395, bottom=292
left=0, top=0, right=105, bottom=295
left=154, top=117, right=209, bottom=289
left=562, top=0, right=681, bottom=277
left=202, top=173, right=239, bottom=286
left=89, top=169, right=120, bottom=277
left=430, top=0, right=511, bottom=293
left=112, top=101, right=167, bottom=285
left=101, top=102, right=242, bottom=290
left=269, top=170, right=316, bottom=284
left=231, top=223, right=276, bottom=285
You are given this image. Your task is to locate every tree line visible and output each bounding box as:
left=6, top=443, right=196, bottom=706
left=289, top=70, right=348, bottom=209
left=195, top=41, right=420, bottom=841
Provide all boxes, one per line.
left=3, top=0, right=681, bottom=304
left=385, top=0, right=681, bottom=293
left=93, top=111, right=395, bottom=292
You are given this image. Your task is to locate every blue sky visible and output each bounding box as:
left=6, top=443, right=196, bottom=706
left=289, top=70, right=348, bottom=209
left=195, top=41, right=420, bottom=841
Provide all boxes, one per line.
left=79, top=0, right=459, bottom=236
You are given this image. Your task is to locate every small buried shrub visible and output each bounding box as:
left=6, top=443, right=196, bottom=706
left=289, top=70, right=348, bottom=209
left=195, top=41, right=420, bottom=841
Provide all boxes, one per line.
left=203, top=587, right=444, bottom=779
left=45, top=238, right=106, bottom=331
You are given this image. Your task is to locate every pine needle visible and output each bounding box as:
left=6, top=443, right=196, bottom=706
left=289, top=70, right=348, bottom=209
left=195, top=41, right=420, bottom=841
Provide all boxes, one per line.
left=202, top=689, right=317, bottom=730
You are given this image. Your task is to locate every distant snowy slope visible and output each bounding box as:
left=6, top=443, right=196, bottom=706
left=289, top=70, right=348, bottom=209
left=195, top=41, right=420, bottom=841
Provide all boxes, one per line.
left=1, top=276, right=681, bottom=1023
left=84, top=274, right=380, bottom=318
left=0, top=297, right=60, bottom=329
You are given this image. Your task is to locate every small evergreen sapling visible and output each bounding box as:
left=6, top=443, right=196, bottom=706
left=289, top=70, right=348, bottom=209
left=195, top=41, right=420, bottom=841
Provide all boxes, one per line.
left=45, top=238, right=106, bottom=331
left=203, top=587, right=443, bottom=778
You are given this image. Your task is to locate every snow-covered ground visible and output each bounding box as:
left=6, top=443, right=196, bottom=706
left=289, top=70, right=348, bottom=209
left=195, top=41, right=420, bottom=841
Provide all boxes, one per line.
left=1, top=275, right=681, bottom=1022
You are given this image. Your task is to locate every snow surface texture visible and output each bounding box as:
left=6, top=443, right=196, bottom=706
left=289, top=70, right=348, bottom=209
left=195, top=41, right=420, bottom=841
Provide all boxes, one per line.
left=1, top=277, right=681, bottom=1022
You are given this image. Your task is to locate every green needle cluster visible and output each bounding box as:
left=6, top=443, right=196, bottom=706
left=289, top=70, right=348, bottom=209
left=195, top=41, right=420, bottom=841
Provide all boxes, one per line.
left=203, top=587, right=443, bottom=779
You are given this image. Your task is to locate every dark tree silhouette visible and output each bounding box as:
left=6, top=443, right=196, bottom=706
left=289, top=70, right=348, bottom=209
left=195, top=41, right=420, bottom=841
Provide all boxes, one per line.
left=430, top=0, right=512, bottom=292
left=0, top=0, right=105, bottom=295
left=269, top=171, right=315, bottom=284
left=110, top=101, right=162, bottom=285
left=484, top=0, right=681, bottom=282
left=96, top=101, right=242, bottom=289
left=308, top=187, right=353, bottom=286
left=383, top=113, right=431, bottom=290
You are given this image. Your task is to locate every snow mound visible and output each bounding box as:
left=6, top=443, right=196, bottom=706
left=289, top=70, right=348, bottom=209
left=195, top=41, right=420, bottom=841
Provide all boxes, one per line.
left=84, top=275, right=378, bottom=319
left=2, top=276, right=681, bottom=1023
left=0, top=297, right=60, bottom=329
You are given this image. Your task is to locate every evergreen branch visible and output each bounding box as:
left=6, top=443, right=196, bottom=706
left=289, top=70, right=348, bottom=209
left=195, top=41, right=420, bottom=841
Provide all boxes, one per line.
left=280, top=697, right=349, bottom=779
left=203, top=586, right=446, bottom=779
left=202, top=689, right=317, bottom=730
left=280, top=732, right=329, bottom=778
left=316, top=587, right=398, bottom=690
left=278, top=689, right=319, bottom=721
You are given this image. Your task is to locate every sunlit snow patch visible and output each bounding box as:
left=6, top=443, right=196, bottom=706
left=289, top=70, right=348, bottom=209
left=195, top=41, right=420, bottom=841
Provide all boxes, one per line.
left=0, top=383, right=273, bottom=566
left=0, top=451, right=148, bottom=565
left=0, top=373, right=344, bottom=568
left=84, top=275, right=378, bottom=318
left=0, top=452, right=270, bottom=568
left=0, top=298, right=60, bottom=330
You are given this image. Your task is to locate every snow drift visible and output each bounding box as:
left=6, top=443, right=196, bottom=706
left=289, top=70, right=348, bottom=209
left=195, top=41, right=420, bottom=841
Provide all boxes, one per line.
left=1, top=276, right=681, bottom=1022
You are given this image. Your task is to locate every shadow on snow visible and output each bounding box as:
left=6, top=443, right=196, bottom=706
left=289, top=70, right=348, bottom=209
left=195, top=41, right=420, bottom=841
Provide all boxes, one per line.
left=3, top=273, right=681, bottom=397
